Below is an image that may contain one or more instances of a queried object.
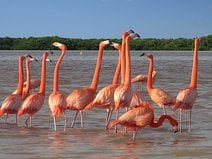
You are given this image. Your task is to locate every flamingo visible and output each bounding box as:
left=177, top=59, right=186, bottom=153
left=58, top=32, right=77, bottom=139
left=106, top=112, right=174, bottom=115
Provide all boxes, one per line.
left=173, top=37, right=200, bottom=132
left=17, top=51, right=51, bottom=127
left=141, top=53, right=175, bottom=115
left=131, top=70, right=157, bottom=90
left=0, top=54, right=33, bottom=123
left=66, top=40, right=111, bottom=128
left=22, top=57, right=38, bottom=100
left=48, top=42, right=67, bottom=131
left=114, top=33, right=140, bottom=113
left=107, top=101, right=179, bottom=140
left=83, top=42, right=122, bottom=127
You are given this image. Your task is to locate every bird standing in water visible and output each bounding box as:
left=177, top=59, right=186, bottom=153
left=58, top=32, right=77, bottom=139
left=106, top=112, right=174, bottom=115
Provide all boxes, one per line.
left=173, top=37, right=200, bottom=132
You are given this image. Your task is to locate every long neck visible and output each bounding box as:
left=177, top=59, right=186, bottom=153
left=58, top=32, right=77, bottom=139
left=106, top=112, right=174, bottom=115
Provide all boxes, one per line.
left=16, top=56, right=24, bottom=95
left=124, top=36, right=132, bottom=86
left=90, top=45, right=104, bottom=90
left=112, top=49, right=121, bottom=84
left=149, top=115, right=178, bottom=128
left=189, top=39, right=199, bottom=88
left=25, top=60, right=31, bottom=94
left=147, top=58, right=153, bottom=91
left=53, top=50, right=66, bottom=92
left=120, top=33, right=127, bottom=84
left=39, top=53, right=47, bottom=94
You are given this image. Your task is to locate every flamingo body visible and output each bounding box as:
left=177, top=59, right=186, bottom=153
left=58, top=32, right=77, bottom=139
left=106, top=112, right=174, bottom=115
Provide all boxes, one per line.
left=0, top=94, right=22, bottom=116
left=174, top=88, right=197, bottom=111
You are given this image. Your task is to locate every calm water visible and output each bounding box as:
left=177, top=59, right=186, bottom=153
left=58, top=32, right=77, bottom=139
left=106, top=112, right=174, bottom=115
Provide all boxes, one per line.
left=0, top=50, right=212, bottom=159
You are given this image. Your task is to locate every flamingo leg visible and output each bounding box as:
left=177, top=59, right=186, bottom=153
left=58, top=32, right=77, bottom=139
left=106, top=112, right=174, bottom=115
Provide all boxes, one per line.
left=132, top=128, right=139, bottom=140
left=53, top=116, right=57, bottom=131
left=4, top=114, right=8, bottom=123
left=105, top=109, right=113, bottom=129
left=71, top=111, right=79, bottom=128
left=163, top=106, right=167, bottom=115
left=25, top=116, right=30, bottom=127
left=114, top=109, right=119, bottom=133
left=188, top=109, right=192, bottom=132
left=64, top=111, right=67, bottom=131
left=29, top=116, right=32, bottom=127
left=80, top=111, right=84, bottom=128
left=180, top=108, right=183, bottom=133
left=105, top=109, right=110, bottom=125
left=15, top=114, right=18, bottom=124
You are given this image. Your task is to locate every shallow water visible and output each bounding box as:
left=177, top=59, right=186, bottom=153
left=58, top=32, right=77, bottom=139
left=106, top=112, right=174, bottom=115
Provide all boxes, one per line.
left=0, top=50, right=212, bottom=159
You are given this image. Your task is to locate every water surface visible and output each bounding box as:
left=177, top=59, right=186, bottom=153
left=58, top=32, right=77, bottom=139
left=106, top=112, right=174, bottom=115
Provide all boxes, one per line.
left=0, top=50, right=211, bottom=159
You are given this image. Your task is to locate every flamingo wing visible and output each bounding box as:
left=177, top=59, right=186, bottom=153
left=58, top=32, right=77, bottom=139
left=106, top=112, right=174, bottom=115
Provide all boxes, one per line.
left=0, top=94, right=22, bottom=115
left=18, top=93, right=45, bottom=116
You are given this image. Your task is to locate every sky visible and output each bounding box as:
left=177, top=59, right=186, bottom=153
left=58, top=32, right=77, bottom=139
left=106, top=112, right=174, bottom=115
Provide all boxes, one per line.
left=0, top=0, right=211, bottom=39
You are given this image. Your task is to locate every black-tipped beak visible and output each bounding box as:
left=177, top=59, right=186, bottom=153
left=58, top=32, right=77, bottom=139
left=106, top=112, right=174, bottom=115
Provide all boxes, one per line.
left=127, top=29, right=134, bottom=34
left=140, top=53, right=145, bottom=57
left=48, top=51, right=54, bottom=55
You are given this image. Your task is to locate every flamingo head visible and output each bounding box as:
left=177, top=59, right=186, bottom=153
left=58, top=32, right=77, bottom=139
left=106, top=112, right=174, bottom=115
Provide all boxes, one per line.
left=195, top=37, right=201, bottom=46
left=172, top=126, right=179, bottom=133
left=99, top=40, right=111, bottom=47
left=152, top=71, right=157, bottom=78
left=23, top=54, right=33, bottom=59
left=110, top=42, right=121, bottom=50
left=140, top=53, right=153, bottom=60
left=52, top=42, right=67, bottom=51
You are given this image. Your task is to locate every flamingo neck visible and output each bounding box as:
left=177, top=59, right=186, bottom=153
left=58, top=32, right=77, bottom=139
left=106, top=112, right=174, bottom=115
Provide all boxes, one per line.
left=149, top=115, right=178, bottom=128
left=25, top=60, right=31, bottom=95
left=90, top=45, right=105, bottom=91
left=120, top=33, right=127, bottom=84
left=147, top=57, right=153, bottom=91
left=16, top=56, right=24, bottom=95
left=53, top=49, right=66, bottom=92
left=39, top=52, right=48, bottom=94
left=124, top=36, right=132, bottom=86
left=112, top=48, right=121, bottom=84
left=189, top=39, right=199, bottom=88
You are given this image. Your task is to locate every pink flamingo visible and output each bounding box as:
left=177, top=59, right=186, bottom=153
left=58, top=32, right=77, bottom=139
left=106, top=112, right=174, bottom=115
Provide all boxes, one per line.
left=17, top=51, right=51, bottom=127
left=22, top=57, right=38, bottom=100
left=142, top=53, right=175, bottom=115
left=114, top=33, right=140, bottom=113
left=48, top=42, right=67, bottom=131
left=107, top=101, right=179, bottom=140
left=83, top=42, right=122, bottom=127
left=66, top=40, right=111, bottom=128
left=173, top=37, right=200, bottom=132
left=0, top=54, right=32, bottom=123
left=131, top=70, right=157, bottom=90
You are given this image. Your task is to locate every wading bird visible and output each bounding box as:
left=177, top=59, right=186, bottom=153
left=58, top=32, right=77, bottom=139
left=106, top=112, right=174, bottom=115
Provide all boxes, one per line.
left=48, top=42, right=67, bottom=131
left=18, top=51, right=51, bottom=127
left=0, top=54, right=33, bottom=123
left=107, top=101, right=179, bottom=140
left=173, top=37, right=200, bottom=132
left=83, top=42, right=122, bottom=127
left=141, top=53, right=175, bottom=115
left=66, top=40, right=111, bottom=128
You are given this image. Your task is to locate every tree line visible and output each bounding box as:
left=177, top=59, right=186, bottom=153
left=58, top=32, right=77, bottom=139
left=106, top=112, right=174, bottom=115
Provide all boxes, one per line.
left=0, top=35, right=212, bottom=50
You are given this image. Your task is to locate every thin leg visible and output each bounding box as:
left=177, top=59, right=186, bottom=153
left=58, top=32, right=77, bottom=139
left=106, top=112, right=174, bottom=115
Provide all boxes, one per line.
left=114, top=110, right=119, bottom=133
left=105, top=109, right=110, bottom=125
left=132, top=128, right=139, bottom=140
left=180, top=108, right=183, bottom=133
left=25, top=116, right=30, bottom=127
left=29, top=116, right=32, bottom=127
left=188, top=109, right=192, bottom=132
left=64, top=111, right=67, bottom=131
left=4, top=114, right=8, bottom=123
left=53, top=116, right=56, bottom=131
left=105, top=109, right=113, bottom=129
left=15, top=114, right=18, bottom=124
left=80, top=111, right=84, bottom=128
left=71, top=111, right=79, bottom=128
left=163, top=106, right=166, bottom=115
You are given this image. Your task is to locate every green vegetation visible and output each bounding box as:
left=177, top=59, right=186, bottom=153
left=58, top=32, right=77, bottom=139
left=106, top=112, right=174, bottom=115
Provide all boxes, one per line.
left=0, top=35, right=212, bottom=50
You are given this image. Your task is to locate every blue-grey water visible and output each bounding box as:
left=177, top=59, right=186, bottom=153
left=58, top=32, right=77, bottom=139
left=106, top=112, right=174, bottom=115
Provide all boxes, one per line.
left=0, top=50, right=211, bottom=159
